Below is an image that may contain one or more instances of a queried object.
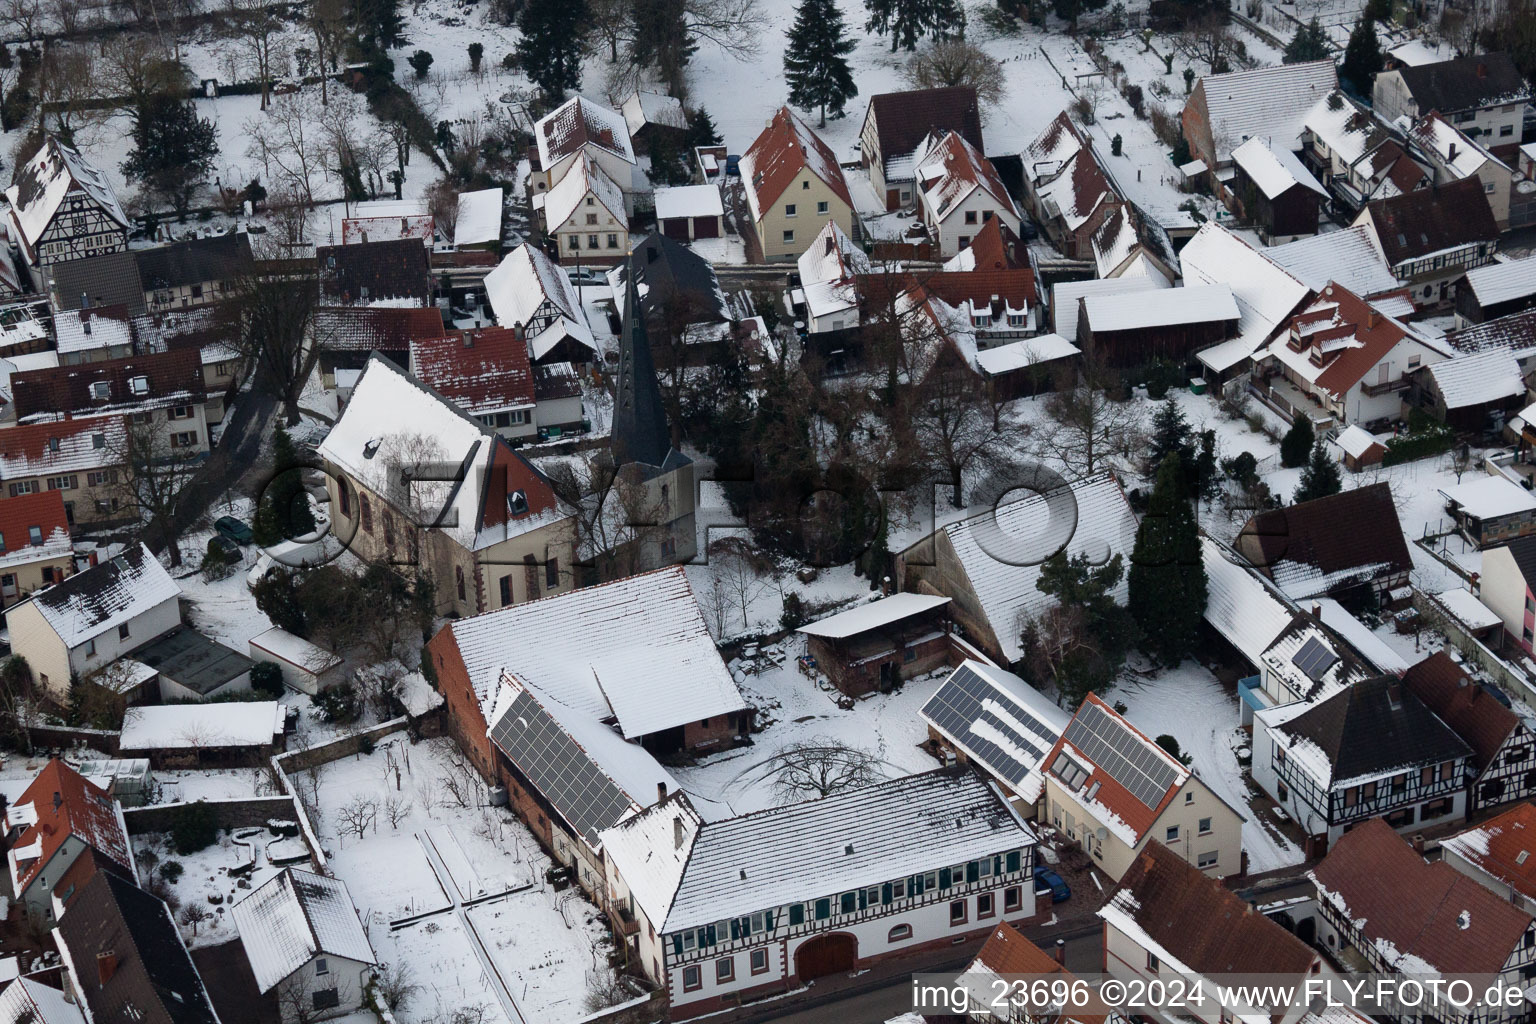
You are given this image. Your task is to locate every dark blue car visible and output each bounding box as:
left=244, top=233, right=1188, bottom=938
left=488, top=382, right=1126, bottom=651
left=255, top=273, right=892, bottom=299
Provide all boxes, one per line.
left=1034, top=864, right=1070, bottom=903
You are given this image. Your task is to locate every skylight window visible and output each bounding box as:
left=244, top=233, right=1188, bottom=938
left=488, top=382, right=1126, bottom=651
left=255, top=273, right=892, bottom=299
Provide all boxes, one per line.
left=508, top=489, right=529, bottom=516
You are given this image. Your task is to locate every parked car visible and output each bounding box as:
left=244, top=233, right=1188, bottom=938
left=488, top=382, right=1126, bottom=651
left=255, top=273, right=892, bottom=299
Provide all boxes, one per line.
left=215, top=515, right=254, bottom=545
left=1033, top=864, right=1070, bottom=903
left=565, top=267, right=607, bottom=286
left=208, top=534, right=242, bottom=560
left=725, top=154, right=741, bottom=176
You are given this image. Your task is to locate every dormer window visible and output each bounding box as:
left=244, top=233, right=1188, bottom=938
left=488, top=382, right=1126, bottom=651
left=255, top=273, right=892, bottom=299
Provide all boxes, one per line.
left=363, top=439, right=381, bottom=459
left=89, top=382, right=110, bottom=401
left=91, top=433, right=105, bottom=449
left=129, top=376, right=148, bottom=396
left=28, top=526, right=41, bottom=546
left=359, top=286, right=370, bottom=300
left=508, top=489, right=528, bottom=516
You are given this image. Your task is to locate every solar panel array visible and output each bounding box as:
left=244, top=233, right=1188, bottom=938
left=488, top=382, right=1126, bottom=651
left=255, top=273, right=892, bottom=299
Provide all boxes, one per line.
left=920, top=664, right=1062, bottom=784
left=1062, top=702, right=1179, bottom=810
left=1291, top=635, right=1339, bottom=682
left=488, top=687, right=635, bottom=844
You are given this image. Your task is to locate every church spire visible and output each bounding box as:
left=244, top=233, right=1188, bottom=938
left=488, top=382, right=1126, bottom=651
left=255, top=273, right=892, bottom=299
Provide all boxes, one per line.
left=611, top=264, right=673, bottom=469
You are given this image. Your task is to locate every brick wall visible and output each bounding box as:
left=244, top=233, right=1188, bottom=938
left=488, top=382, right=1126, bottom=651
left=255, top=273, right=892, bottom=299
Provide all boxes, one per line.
left=425, top=626, right=498, bottom=780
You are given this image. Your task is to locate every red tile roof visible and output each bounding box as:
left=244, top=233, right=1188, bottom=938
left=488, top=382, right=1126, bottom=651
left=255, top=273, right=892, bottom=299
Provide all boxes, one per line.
left=0, top=488, right=70, bottom=555
left=973, top=924, right=1113, bottom=1024
left=742, top=107, right=853, bottom=220
left=1043, top=694, right=1188, bottom=843
left=917, top=268, right=1039, bottom=309
left=1442, top=803, right=1536, bottom=903
left=961, top=218, right=1027, bottom=270
left=11, top=349, right=205, bottom=421
left=9, top=759, right=133, bottom=897
left=1287, top=283, right=1421, bottom=396
left=1109, top=842, right=1318, bottom=976
left=314, top=306, right=447, bottom=353
left=917, top=131, right=1014, bottom=219
left=867, top=86, right=983, bottom=164
left=478, top=440, right=560, bottom=532
left=0, top=417, right=126, bottom=480
left=409, top=327, right=535, bottom=417
left=1402, top=651, right=1518, bottom=769
left=1311, top=817, right=1532, bottom=974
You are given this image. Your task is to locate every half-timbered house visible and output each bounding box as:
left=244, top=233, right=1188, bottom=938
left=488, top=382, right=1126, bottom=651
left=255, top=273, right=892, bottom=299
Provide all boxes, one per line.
left=5, top=137, right=129, bottom=277
left=1403, top=651, right=1536, bottom=812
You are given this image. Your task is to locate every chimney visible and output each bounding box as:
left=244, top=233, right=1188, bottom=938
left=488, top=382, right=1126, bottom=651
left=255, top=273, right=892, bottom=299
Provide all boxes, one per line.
left=1054, top=939, right=1065, bottom=964
left=96, top=952, right=117, bottom=985
left=1478, top=62, right=1488, bottom=78
left=1366, top=308, right=1381, bottom=329
left=1412, top=833, right=1426, bottom=853
left=657, top=781, right=667, bottom=804
left=673, top=816, right=685, bottom=850
left=1311, top=603, right=1321, bottom=619
left=82, top=314, right=91, bottom=337
left=1448, top=141, right=1458, bottom=163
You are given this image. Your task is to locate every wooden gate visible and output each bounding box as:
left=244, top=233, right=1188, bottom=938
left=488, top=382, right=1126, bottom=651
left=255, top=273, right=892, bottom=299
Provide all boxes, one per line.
left=794, top=932, right=857, bottom=982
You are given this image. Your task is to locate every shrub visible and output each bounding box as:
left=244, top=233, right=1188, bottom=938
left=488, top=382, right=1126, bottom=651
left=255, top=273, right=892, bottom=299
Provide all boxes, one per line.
left=251, top=661, right=284, bottom=697
left=1280, top=417, right=1314, bottom=468
left=408, top=50, right=434, bottom=78
left=467, top=42, right=484, bottom=72
left=779, top=592, right=808, bottom=631
left=171, top=802, right=217, bottom=855
left=200, top=544, right=233, bottom=583
left=314, top=683, right=362, bottom=724
left=160, top=860, right=184, bottom=882
left=1383, top=425, right=1453, bottom=466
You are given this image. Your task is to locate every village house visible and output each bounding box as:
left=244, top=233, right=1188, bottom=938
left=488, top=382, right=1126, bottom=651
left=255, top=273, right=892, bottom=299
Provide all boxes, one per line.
left=340, top=198, right=434, bottom=246
left=919, top=658, right=1070, bottom=820
left=5, top=136, right=129, bottom=277
left=621, top=90, right=687, bottom=154
left=248, top=627, right=344, bottom=695
left=1440, top=803, right=1536, bottom=916
left=426, top=566, right=749, bottom=896
left=860, top=86, right=983, bottom=211
left=316, top=354, right=577, bottom=618
left=1403, top=651, right=1536, bottom=812
left=0, top=417, right=128, bottom=527
left=131, top=625, right=253, bottom=702
left=963, top=921, right=1122, bottom=1024
left=976, top=333, right=1080, bottom=402
left=410, top=327, right=562, bottom=443
left=1373, top=52, right=1530, bottom=155
left=1353, top=178, right=1499, bottom=307
left=1473, top=533, right=1536, bottom=652
left=5, top=759, right=135, bottom=927
left=1409, top=113, right=1515, bottom=230
left=1253, top=675, right=1473, bottom=853
left=1439, top=475, right=1536, bottom=548
left=1181, top=60, right=1337, bottom=173
left=52, top=306, right=137, bottom=365
left=911, top=131, right=1021, bottom=258
left=0, top=489, right=71, bottom=616
left=1456, top=256, right=1536, bottom=326
left=1266, top=226, right=1403, bottom=301
left=540, top=154, right=629, bottom=264
left=797, top=592, right=954, bottom=697
left=317, top=238, right=433, bottom=307
left=1100, top=842, right=1332, bottom=1024
left=47, top=252, right=145, bottom=316
left=133, top=230, right=252, bottom=312
left=1416, top=346, right=1526, bottom=431
left=313, top=305, right=447, bottom=390
left=530, top=96, right=637, bottom=197
left=741, top=106, right=855, bottom=261
left=1042, top=695, right=1244, bottom=881
left=0, top=980, right=87, bottom=1024
left=1252, top=282, right=1448, bottom=429
left=230, top=868, right=376, bottom=1023
left=1090, top=205, right=1180, bottom=283
left=453, top=187, right=503, bottom=252
left=598, top=768, right=1041, bottom=1019
left=1180, top=224, right=1312, bottom=384
left=1227, top=136, right=1328, bottom=241
left=6, top=544, right=180, bottom=704
left=1076, top=284, right=1239, bottom=364
left=795, top=220, right=869, bottom=337
left=898, top=472, right=1139, bottom=665
left=54, top=871, right=220, bottom=1024
left=1023, top=112, right=1121, bottom=261
left=1234, top=482, right=1413, bottom=602
left=655, top=185, right=724, bottom=243
left=1311, top=817, right=1536, bottom=1024
left=136, top=310, right=244, bottom=425
left=946, top=217, right=1028, bottom=272
left=9, top=348, right=211, bottom=455
left=1448, top=307, right=1536, bottom=380
left=887, top=264, right=1042, bottom=354
left=483, top=243, right=599, bottom=366
left=1299, top=91, right=1430, bottom=214
left=611, top=231, right=732, bottom=364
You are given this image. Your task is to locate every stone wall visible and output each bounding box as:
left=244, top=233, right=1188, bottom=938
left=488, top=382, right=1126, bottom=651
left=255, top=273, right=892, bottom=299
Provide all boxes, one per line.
left=121, top=795, right=299, bottom=835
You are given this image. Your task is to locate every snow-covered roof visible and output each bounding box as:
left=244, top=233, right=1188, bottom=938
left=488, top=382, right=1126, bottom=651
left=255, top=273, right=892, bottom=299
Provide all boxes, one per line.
left=1260, top=619, right=1369, bottom=705
left=914, top=131, right=1018, bottom=223
left=1315, top=597, right=1409, bottom=673
left=741, top=107, right=852, bottom=227
left=53, top=308, right=133, bottom=356
left=930, top=472, right=1138, bottom=662
left=231, top=869, right=375, bottom=993
left=0, top=979, right=86, bottom=1024
left=248, top=627, right=341, bottom=675
left=1411, top=112, right=1498, bottom=180
left=656, top=769, right=1032, bottom=932
left=483, top=244, right=597, bottom=358
left=919, top=660, right=1070, bottom=803
left=1432, top=586, right=1502, bottom=631
left=544, top=154, right=625, bottom=233
left=454, top=188, right=503, bottom=247
left=654, top=184, right=724, bottom=221
left=1182, top=223, right=1311, bottom=374
left=975, top=334, right=1080, bottom=375
left=1051, top=275, right=1168, bottom=342
left=1265, top=227, right=1400, bottom=298
left=1201, top=537, right=1299, bottom=670
left=798, top=593, right=951, bottom=639
left=1198, top=60, right=1338, bottom=164
left=1334, top=424, right=1385, bottom=459
left=1231, top=136, right=1328, bottom=200
left=1426, top=348, right=1526, bottom=409
left=119, top=701, right=284, bottom=751
left=535, top=97, right=635, bottom=170
left=5, top=137, right=128, bottom=249
left=621, top=90, right=687, bottom=137
left=1389, top=39, right=1454, bottom=66
left=1440, top=475, right=1536, bottom=520
left=797, top=221, right=870, bottom=322
left=1465, top=256, right=1536, bottom=309
left=598, top=795, right=701, bottom=928
left=448, top=565, right=746, bottom=731
left=1083, top=284, right=1239, bottom=333
left=23, top=544, right=178, bottom=650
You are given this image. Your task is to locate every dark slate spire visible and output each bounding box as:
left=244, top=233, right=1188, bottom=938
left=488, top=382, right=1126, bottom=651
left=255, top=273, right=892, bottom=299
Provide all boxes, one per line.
left=611, top=268, right=673, bottom=469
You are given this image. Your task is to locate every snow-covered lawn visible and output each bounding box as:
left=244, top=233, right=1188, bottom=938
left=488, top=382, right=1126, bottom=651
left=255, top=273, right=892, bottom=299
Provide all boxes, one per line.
left=134, top=828, right=286, bottom=948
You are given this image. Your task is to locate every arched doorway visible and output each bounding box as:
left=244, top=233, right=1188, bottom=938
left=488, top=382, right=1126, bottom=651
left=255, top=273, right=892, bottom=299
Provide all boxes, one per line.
left=795, top=932, right=858, bottom=982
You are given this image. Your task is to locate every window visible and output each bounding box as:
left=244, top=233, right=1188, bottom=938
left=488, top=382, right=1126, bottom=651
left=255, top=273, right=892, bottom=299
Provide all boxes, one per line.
left=840, top=892, right=856, bottom=914
left=586, top=213, right=599, bottom=225
left=118, top=623, right=129, bottom=641
left=91, top=433, right=106, bottom=450
left=977, top=892, right=995, bottom=919
left=500, top=575, right=513, bottom=606
left=586, top=196, right=594, bottom=206
left=1408, top=354, right=1421, bottom=370
left=782, top=230, right=794, bottom=244
left=1198, top=817, right=1212, bottom=835
left=8, top=481, right=35, bottom=497
left=1344, top=786, right=1359, bottom=808
left=1147, top=952, right=1160, bottom=971
left=27, top=526, right=41, bottom=546
left=546, top=557, right=559, bottom=589
left=949, top=900, right=967, bottom=925
left=965, top=210, right=978, bottom=224
left=1008, top=314, right=1026, bottom=327
left=169, top=406, right=191, bottom=420
left=814, top=898, right=831, bottom=919
left=889, top=923, right=913, bottom=942
left=1165, top=825, right=1180, bottom=842
left=1507, top=746, right=1531, bottom=765
left=190, top=284, right=203, bottom=299
left=171, top=432, right=198, bottom=448
left=315, top=959, right=329, bottom=976
left=360, top=495, right=372, bottom=532
left=891, top=878, right=906, bottom=899
left=1198, top=851, right=1219, bottom=869
left=1185, top=791, right=1195, bottom=804
left=1486, top=181, right=1497, bottom=194
left=957, top=236, right=970, bottom=249
left=607, top=234, right=619, bottom=249
left=802, top=180, right=810, bottom=189
left=46, top=476, right=76, bottom=491
left=1004, top=886, right=1022, bottom=913
left=716, top=957, right=734, bottom=983
left=1423, top=796, right=1455, bottom=819
left=750, top=949, right=769, bottom=975
left=312, top=990, right=340, bottom=1012
left=568, top=235, right=580, bottom=250
left=129, top=376, right=148, bottom=396
left=587, top=234, right=600, bottom=249
left=1503, top=124, right=1516, bottom=137
left=785, top=204, right=797, bottom=218
left=84, top=639, right=95, bottom=657
left=682, top=966, right=701, bottom=991
left=817, top=201, right=828, bottom=215
left=89, top=382, right=109, bottom=401
left=455, top=566, right=465, bottom=601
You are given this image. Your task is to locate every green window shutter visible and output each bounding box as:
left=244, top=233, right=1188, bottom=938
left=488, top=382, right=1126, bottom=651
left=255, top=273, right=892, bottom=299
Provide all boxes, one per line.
left=764, top=910, right=774, bottom=930
left=672, top=934, right=682, bottom=956
left=966, top=861, right=980, bottom=883
left=741, top=916, right=751, bottom=936
left=730, top=919, right=741, bottom=940
left=815, top=898, right=831, bottom=919
left=912, top=874, right=923, bottom=894
left=706, top=924, right=716, bottom=946
left=789, top=904, right=804, bottom=925
left=1006, top=850, right=1021, bottom=873
left=994, top=855, right=1003, bottom=876
left=881, top=882, right=893, bottom=904
left=939, top=867, right=951, bottom=889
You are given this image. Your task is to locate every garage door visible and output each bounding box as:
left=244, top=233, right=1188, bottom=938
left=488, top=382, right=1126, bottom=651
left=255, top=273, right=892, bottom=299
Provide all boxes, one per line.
left=794, top=932, right=857, bottom=982
left=661, top=217, right=690, bottom=241
left=693, top=216, right=720, bottom=239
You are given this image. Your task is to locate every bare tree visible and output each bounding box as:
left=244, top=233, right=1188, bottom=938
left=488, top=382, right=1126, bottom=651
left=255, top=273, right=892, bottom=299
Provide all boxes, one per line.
left=709, top=536, right=770, bottom=632
left=911, top=349, right=1029, bottom=508
left=383, top=792, right=413, bottom=830
left=697, top=573, right=731, bottom=640
left=745, top=738, right=885, bottom=802
left=3, top=0, right=43, bottom=40
left=101, top=35, right=188, bottom=113
left=1452, top=442, right=1473, bottom=483
left=1018, top=603, right=1093, bottom=705
left=179, top=903, right=212, bottom=936
left=0, top=656, right=44, bottom=754
left=108, top=420, right=202, bottom=568
left=1035, top=361, right=1144, bottom=477
left=244, top=89, right=329, bottom=206
left=222, top=0, right=289, bottom=109
left=902, top=38, right=1006, bottom=105
left=543, top=449, right=667, bottom=581
left=36, top=46, right=100, bottom=136
left=336, top=795, right=378, bottom=843
left=424, top=178, right=459, bottom=241
left=276, top=971, right=354, bottom=1024
left=1175, top=15, right=1247, bottom=73
left=414, top=780, right=441, bottom=818
left=308, top=0, right=349, bottom=104
left=222, top=264, right=327, bottom=426
left=373, top=962, right=419, bottom=1013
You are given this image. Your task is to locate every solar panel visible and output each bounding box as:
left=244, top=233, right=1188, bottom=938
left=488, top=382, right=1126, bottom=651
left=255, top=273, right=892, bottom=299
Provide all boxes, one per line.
left=1061, top=703, right=1180, bottom=810
left=918, top=664, right=1063, bottom=786
left=1291, top=636, right=1338, bottom=682
left=488, top=688, right=635, bottom=843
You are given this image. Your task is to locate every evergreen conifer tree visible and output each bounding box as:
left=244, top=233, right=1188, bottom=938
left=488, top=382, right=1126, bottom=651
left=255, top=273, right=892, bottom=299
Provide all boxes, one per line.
left=517, top=0, right=588, bottom=101
left=1294, top=440, right=1343, bottom=503
left=253, top=428, right=317, bottom=547
left=1128, top=452, right=1208, bottom=667
left=865, top=0, right=965, bottom=53
left=1148, top=397, right=1194, bottom=469
left=687, top=107, right=722, bottom=149
left=1341, top=17, right=1383, bottom=95
left=786, top=0, right=859, bottom=126
left=1283, top=16, right=1329, bottom=63
left=1280, top=416, right=1314, bottom=468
